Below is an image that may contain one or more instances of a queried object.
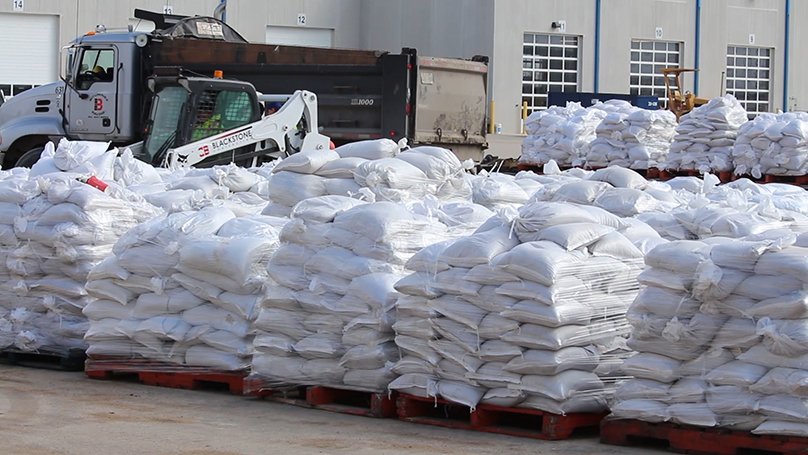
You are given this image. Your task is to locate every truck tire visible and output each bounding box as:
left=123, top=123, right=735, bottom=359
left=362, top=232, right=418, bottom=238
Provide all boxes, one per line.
left=14, top=146, right=46, bottom=168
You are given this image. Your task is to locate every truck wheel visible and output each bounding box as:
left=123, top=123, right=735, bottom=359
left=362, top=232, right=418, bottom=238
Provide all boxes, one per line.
left=14, top=146, right=45, bottom=168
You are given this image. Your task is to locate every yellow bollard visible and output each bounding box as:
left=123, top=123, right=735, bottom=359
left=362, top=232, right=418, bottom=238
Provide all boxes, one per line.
left=489, top=100, right=496, bottom=134
left=521, top=102, right=528, bottom=134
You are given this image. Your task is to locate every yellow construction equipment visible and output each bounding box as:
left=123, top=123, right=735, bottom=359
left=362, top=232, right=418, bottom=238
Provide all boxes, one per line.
left=661, top=68, right=710, bottom=121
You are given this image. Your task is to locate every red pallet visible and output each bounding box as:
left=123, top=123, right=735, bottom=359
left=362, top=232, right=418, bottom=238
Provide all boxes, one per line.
left=245, top=378, right=396, bottom=418
left=396, top=393, right=606, bottom=440
left=656, top=169, right=735, bottom=184
left=601, top=418, right=808, bottom=455
left=763, top=174, right=808, bottom=186
left=85, top=358, right=246, bottom=394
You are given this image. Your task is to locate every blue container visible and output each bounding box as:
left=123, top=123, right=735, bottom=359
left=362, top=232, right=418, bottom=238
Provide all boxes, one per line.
left=548, top=92, right=659, bottom=110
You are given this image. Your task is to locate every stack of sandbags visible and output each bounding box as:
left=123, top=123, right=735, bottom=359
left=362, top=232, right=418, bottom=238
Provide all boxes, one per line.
left=144, top=164, right=269, bottom=215
left=0, top=169, right=40, bottom=348
left=662, top=95, right=748, bottom=173
left=520, top=102, right=608, bottom=167
left=389, top=202, right=644, bottom=414
left=84, top=205, right=287, bottom=370
left=262, top=140, right=472, bottom=217
left=3, top=172, right=162, bottom=355
left=527, top=167, right=685, bottom=230
left=585, top=106, right=677, bottom=170
left=248, top=196, right=453, bottom=393
left=610, top=232, right=808, bottom=436
left=733, top=112, right=808, bottom=178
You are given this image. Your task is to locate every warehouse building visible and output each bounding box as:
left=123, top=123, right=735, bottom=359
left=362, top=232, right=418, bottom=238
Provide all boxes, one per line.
left=0, top=0, right=803, bottom=141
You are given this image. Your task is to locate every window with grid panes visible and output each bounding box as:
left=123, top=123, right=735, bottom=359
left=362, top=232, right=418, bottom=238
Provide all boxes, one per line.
left=522, top=33, right=579, bottom=112
left=630, top=40, right=681, bottom=105
left=726, top=46, right=771, bottom=116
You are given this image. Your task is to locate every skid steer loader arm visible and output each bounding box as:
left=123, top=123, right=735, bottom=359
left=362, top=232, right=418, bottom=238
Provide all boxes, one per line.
left=166, top=90, right=330, bottom=168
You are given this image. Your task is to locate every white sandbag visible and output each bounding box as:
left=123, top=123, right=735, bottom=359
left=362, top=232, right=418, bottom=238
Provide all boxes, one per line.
left=266, top=171, right=328, bottom=207
left=179, top=236, right=274, bottom=286
left=516, top=371, right=604, bottom=401
left=185, top=345, right=249, bottom=370
left=271, top=149, right=339, bottom=174
left=52, top=139, right=110, bottom=171
left=353, top=158, right=429, bottom=190
left=290, top=195, right=367, bottom=223
left=437, top=380, right=486, bottom=410
left=589, top=166, right=648, bottom=189
left=388, top=373, right=438, bottom=398
left=611, top=399, right=669, bottom=423
left=334, top=138, right=402, bottom=160
left=496, top=241, right=586, bottom=286
left=314, top=157, right=368, bottom=178
left=621, top=353, right=682, bottom=382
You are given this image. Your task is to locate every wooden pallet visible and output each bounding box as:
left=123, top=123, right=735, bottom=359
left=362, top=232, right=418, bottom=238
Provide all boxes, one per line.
left=656, top=169, right=736, bottom=184
left=516, top=163, right=582, bottom=174
left=0, top=348, right=86, bottom=371
left=396, top=393, right=606, bottom=440
left=85, top=358, right=246, bottom=394
left=601, top=418, right=808, bottom=455
left=245, top=378, right=396, bottom=418
left=762, top=174, right=808, bottom=185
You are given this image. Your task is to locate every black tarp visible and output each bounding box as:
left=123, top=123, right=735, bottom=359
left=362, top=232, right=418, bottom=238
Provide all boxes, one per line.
left=134, top=9, right=247, bottom=43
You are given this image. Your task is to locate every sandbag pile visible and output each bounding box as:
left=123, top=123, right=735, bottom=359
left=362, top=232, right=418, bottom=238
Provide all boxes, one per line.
left=262, top=139, right=473, bottom=217
left=662, top=95, right=748, bottom=173
left=520, top=102, right=608, bottom=167
left=388, top=202, right=644, bottom=414
left=585, top=105, right=677, bottom=170
left=610, top=232, right=808, bottom=436
left=140, top=163, right=270, bottom=215
left=526, top=166, right=688, bottom=241
left=248, top=196, right=460, bottom=392
left=733, top=112, right=808, bottom=179
left=83, top=206, right=287, bottom=370
left=0, top=169, right=161, bottom=355
left=467, top=171, right=537, bottom=210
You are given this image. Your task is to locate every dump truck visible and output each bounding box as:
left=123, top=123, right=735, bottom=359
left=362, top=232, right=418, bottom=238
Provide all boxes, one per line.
left=0, top=10, right=489, bottom=168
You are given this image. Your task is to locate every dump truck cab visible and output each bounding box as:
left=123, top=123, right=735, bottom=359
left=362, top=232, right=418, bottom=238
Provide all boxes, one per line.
left=0, top=13, right=247, bottom=168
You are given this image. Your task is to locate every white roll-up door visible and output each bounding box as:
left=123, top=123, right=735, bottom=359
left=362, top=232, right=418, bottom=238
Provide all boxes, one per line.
left=266, top=26, right=333, bottom=48
left=0, top=13, right=59, bottom=97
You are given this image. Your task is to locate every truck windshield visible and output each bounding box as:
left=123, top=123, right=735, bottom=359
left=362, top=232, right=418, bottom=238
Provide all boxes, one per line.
left=144, top=86, right=187, bottom=163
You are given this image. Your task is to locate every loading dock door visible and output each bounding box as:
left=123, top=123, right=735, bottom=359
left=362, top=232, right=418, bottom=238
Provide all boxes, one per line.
left=0, top=13, right=59, bottom=97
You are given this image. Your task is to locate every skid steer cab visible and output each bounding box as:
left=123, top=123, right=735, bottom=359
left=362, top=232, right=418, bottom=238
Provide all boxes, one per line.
left=142, top=71, right=330, bottom=168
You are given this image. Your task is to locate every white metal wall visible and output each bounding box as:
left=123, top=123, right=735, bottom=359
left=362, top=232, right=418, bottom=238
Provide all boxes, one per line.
left=226, top=0, right=362, bottom=49
left=357, top=0, right=494, bottom=60
left=266, top=26, right=334, bottom=47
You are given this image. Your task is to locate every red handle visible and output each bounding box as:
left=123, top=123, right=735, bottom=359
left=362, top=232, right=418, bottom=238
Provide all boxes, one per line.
left=86, top=176, right=109, bottom=192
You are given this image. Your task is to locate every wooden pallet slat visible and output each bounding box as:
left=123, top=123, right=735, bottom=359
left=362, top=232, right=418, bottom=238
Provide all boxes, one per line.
left=85, top=358, right=246, bottom=394
left=763, top=174, right=808, bottom=185
left=246, top=377, right=396, bottom=418
left=601, top=418, right=808, bottom=455
left=396, top=393, right=606, bottom=440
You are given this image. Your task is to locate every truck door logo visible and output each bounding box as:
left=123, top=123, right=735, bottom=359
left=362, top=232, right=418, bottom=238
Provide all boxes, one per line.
left=91, top=94, right=109, bottom=116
